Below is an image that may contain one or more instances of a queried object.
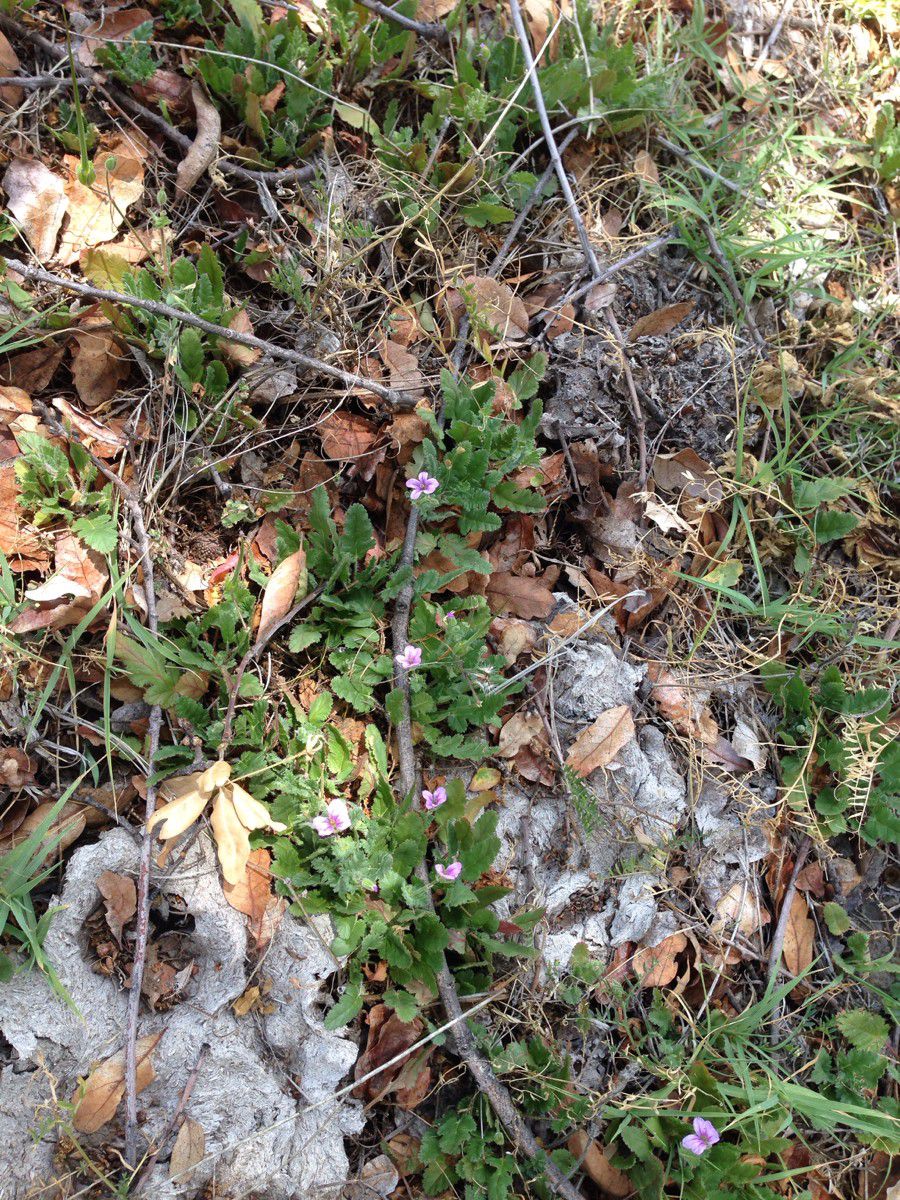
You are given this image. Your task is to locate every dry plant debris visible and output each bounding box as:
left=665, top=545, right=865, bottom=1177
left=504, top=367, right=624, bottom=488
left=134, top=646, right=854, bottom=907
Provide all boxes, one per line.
left=0, top=1, right=897, bottom=1199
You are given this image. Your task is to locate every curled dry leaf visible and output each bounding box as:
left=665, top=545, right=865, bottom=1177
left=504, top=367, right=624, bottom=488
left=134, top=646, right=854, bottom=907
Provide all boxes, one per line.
left=222, top=308, right=260, bottom=367
left=149, top=760, right=231, bottom=840
left=714, top=880, right=770, bottom=940
left=211, top=783, right=286, bottom=887
left=57, top=135, right=149, bottom=266
left=633, top=149, right=659, bottom=185
left=223, top=847, right=278, bottom=946
left=633, top=931, right=687, bottom=988
left=3, top=159, right=68, bottom=263
left=7, top=802, right=87, bottom=853
left=169, top=1117, right=206, bottom=1182
left=652, top=447, right=723, bottom=503
left=353, top=1004, right=432, bottom=1109
left=446, top=276, right=529, bottom=343
left=0, top=748, right=35, bottom=790
left=12, top=532, right=108, bottom=633
left=72, top=1031, right=162, bottom=1133
left=51, top=398, right=129, bottom=459
left=0, top=466, right=49, bottom=572
left=96, top=869, right=137, bottom=943
left=176, top=83, right=222, bottom=195
left=566, top=1131, right=633, bottom=1197
left=256, top=545, right=306, bottom=640
left=490, top=617, right=538, bottom=664
left=565, top=705, right=635, bottom=778
left=628, top=300, right=695, bottom=342
left=381, top=339, right=424, bottom=400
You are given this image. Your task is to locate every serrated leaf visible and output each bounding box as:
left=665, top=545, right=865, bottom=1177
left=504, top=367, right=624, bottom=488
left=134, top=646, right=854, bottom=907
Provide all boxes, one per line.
left=823, top=902, right=851, bottom=936
left=812, top=510, right=858, bottom=543
left=70, top=513, right=118, bottom=554
left=324, top=983, right=363, bottom=1030
left=836, top=1009, right=889, bottom=1054
left=342, top=504, right=375, bottom=561
left=332, top=673, right=375, bottom=713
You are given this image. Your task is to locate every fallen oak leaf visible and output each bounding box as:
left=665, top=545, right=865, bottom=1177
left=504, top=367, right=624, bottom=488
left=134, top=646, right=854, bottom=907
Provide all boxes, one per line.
left=565, top=705, right=635, bottom=778
left=486, top=570, right=556, bottom=619
left=72, top=1031, right=162, bottom=1133
left=70, top=317, right=131, bottom=408
left=0, top=30, right=21, bottom=106
left=176, top=83, right=222, bottom=195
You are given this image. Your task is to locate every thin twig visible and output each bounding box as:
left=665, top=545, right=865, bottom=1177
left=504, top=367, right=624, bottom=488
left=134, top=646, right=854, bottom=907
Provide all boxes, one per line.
left=654, top=134, right=769, bottom=209
left=604, top=310, right=648, bottom=484
left=702, top=221, right=767, bottom=350
left=355, top=0, right=450, bottom=41
left=0, top=13, right=316, bottom=188
left=767, top=835, right=812, bottom=984
left=131, top=1043, right=210, bottom=1192
left=4, top=258, right=414, bottom=407
left=754, top=0, right=796, bottom=69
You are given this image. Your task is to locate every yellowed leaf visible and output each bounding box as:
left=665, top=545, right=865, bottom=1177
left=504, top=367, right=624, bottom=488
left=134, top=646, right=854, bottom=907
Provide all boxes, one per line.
left=634, top=149, right=659, bottom=185
left=3, top=159, right=68, bottom=262
left=226, top=782, right=287, bottom=833
left=169, top=1116, right=205, bottom=1181
left=210, top=789, right=252, bottom=886
left=257, top=546, right=306, bottom=639
left=149, top=774, right=210, bottom=840
left=566, top=705, right=635, bottom=778
left=72, top=1032, right=162, bottom=1133
left=57, top=135, right=149, bottom=265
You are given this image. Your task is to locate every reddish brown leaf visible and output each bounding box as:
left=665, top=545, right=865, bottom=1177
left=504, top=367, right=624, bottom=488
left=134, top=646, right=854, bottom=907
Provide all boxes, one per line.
left=628, top=300, right=695, bottom=342
left=633, top=149, right=659, bottom=185
left=0, top=748, right=35, bottom=790
left=96, top=870, right=137, bottom=943
left=256, top=545, right=306, bottom=640
left=223, top=848, right=276, bottom=946
left=633, top=932, right=687, bottom=988
left=781, top=891, right=814, bottom=977
left=72, top=1032, right=162, bottom=1133
left=70, top=320, right=131, bottom=408
left=0, top=30, right=22, bottom=106
left=486, top=570, right=555, bottom=619
left=567, top=1131, right=633, bottom=1197
left=647, top=663, right=718, bottom=746
left=77, top=9, right=153, bottom=67
left=353, top=1004, right=432, bottom=1109
left=318, top=412, right=380, bottom=462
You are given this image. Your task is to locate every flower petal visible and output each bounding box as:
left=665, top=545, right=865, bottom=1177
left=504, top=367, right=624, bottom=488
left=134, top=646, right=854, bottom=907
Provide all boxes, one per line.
left=681, top=1134, right=708, bottom=1156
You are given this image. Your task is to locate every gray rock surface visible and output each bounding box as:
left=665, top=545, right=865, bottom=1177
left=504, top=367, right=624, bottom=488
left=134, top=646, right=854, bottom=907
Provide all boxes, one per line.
left=0, top=829, right=361, bottom=1200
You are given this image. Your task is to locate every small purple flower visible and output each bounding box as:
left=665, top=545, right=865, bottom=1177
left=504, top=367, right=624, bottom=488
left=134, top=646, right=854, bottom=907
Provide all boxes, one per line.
left=312, top=799, right=351, bottom=837
left=395, top=644, right=422, bottom=670
left=422, top=786, right=447, bottom=811
left=435, top=860, right=462, bottom=882
left=682, top=1118, right=720, bottom=1156
left=444, top=611, right=456, bottom=621
left=406, top=471, right=440, bottom=501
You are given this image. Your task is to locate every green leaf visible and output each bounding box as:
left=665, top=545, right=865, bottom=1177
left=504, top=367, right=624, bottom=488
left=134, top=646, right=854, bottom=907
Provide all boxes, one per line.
left=332, top=673, right=375, bottom=713
left=70, top=513, right=117, bottom=554
left=324, top=983, right=364, bottom=1030
left=342, top=504, right=375, bottom=561
left=836, top=1009, right=890, bottom=1054
left=288, top=624, right=322, bottom=652
left=793, top=477, right=854, bottom=511
left=16, top=432, right=70, bottom=485
left=823, top=902, right=850, bottom=936
left=812, top=510, right=858, bottom=544
left=491, top=479, right=545, bottom=512
left=178, top=328, right=205, bottom=383
left=383, top=988, right=419, bottom=1022
left=619, top=1124, right=653, bottom=1161
left=461, top=198, right=516, bottom=228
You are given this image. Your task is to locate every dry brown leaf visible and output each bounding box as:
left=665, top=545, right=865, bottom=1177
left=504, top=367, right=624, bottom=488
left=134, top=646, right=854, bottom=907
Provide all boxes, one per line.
left=176, top=83, right=222, bottom=195
left=781, top=891, right=814, bottom=977
left=714, top=881, right=770, bottom=939
left=77, top=8, right=153, bottom=66
left=96, top=870, right=137, bottom=943
left=221, top=308, right=260, bottom=367
left=169, top=1116, right=205, bottom=1181
left=3, top=159, right=68, bottom=263
left=633, top=932, right=687, bottom=987
left=490, top=617, right=538, bottom=664
left=566, top=705, right=635, bottom=778
left=70, top=320, right=131, bottom=408
left=498, top=712, right=545, bottom=759
left=149, top=762, right=228, bottom=841
left=628, top=300, right=695, bottom=342
left=0, top=31, right=22, bottom=106
left=652, top=447, right=723, bottom=502
left=72, top=1032, right=162, bottom=1133
left=567, top=1131, right=633, bottom=1197
left=12, top=532, right=108, bottom=632
left=8, top=802, right=86, bottom=853
left=486, top=570, right=555, bottom=619
left=353, top=1004, right=433, bottom=1109
left=51, top=398, right=129, bottom=459
left=319, top=412, right=380, bottom=461
left=647, top=663, right=718, bottom=746
left=57, top=135, right=149, bottom=266
left=455, top=276, right=529, bottom=341
left=585, top=280, right=617, bottom=312
left=381, top=339, right=424, bottom=400
left=0, top=467, right=49, bottom=571
left=634, top=149, right=659, bottom=185
left=416, top=0, right=458, bottom=18
left=1, top=343, right=67, bottom=394
left=223, top=847, right=274, bottom=944
left=257, top=545, right=306, bottom=639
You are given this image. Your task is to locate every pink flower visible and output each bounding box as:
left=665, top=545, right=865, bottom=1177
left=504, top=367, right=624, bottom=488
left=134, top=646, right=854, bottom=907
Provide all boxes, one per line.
left=395, top=644, right=422, bottom=670
left=312, top=799, right=351, bottom=837
left=406, top=471, right=440, bottom=500
left=422, top=786, right=447, bottom=810
left=682, top=1118, right=720, bottom=1156
left=435, top=861, right=462, bottom=882
left=444, top=611, right=456, bottom=620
